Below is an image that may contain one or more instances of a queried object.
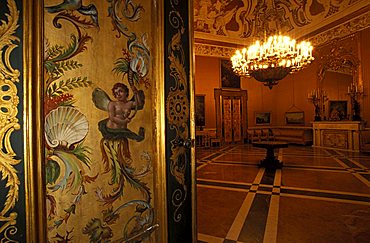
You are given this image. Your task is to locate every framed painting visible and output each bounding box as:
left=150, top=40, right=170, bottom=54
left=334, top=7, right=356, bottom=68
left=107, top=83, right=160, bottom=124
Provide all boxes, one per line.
left=220, top=59, right=241, bottom=89
left=328, top=100, right=348, bottom=120
left=195, top=95, right=206, bottom=127
left=285, top=112, right=305, bottom=125
left=255, top=112, right=271, bottom=125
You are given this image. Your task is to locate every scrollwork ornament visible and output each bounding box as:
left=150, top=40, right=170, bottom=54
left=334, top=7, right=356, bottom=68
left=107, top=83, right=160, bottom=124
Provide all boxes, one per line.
left=108, top=0, right=144, bottom=41
left=2, top=225, right=18, bottom=243
left=0, top=0, right=20, bottom=240
left=172, top=188, right=186, bottom=223
left=166, top=1, right=190, bottom=224
left=169, top=9, right=183, bottom=30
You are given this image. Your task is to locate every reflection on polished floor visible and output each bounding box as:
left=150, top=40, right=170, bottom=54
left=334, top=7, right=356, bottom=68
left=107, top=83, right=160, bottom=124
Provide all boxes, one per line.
left=196, top=144, right=370, bottom=243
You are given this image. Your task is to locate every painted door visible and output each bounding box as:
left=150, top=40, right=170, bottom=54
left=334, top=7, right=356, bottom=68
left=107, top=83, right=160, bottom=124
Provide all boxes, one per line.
left=215, top=89, right=248, bottom=145
left=40, top=0, right=195, bottom=242
left=223, top=96, right=242, bottom=143
left=164, top=1, right=196, bottom=242
left=0, top=0, right=195, bottom=241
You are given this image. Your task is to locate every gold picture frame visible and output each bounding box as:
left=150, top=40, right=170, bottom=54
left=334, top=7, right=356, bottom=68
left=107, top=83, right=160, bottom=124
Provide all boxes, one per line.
left=285, top=111, right=305, bottom=125
left=255, top=112, right=271, bottom=125
left=220, top=59, right=241, bottom=89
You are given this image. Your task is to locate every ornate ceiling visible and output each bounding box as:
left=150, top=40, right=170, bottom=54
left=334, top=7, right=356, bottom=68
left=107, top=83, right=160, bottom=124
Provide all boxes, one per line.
left=194, top=0, right=370, bottom=57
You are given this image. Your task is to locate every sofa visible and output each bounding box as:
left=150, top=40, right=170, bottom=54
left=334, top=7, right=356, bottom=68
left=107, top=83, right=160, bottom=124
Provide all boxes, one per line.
left=361, top=129, right=370, bottom=152
left=271, top=127, right=313, bottom=145
left=247, top=128, right=274, bottom=142
left=247, top=127, right=313, bottom=145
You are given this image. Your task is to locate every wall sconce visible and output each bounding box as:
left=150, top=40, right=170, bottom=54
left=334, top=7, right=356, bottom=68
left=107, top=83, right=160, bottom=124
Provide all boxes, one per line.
left=308, top=88, right=328, bottom=121
left=347, top=82, right=363, bottom=121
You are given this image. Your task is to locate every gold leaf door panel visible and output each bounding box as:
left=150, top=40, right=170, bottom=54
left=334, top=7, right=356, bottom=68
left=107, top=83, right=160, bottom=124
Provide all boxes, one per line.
left=232, top=97, right=241, bottom=142
left=215, top=89, right=248, bottom=144
left=222, top=96, right=242, bottom=143
left=42, top=0, right=164, bottom=242
left=223, top=97, right=232, bottom=143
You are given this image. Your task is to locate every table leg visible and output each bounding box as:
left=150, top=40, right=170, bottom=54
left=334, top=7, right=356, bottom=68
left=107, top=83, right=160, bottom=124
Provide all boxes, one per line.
left=259, top=147, right=283, bottom=169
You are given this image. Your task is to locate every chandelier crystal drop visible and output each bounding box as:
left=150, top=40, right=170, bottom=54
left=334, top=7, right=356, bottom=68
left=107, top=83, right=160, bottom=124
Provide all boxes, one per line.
left=231, top=35, right=314, bottom=89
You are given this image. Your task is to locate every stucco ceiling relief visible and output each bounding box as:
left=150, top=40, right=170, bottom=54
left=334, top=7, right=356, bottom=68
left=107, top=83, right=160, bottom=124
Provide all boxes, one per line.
left=194, top=0, right=370, bottom=46
left=195, top=7, right=370, bottom=57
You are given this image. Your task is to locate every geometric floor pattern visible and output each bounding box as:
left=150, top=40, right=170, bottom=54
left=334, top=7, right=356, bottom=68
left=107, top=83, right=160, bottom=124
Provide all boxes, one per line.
left=196, top=144, right=370, bottom=243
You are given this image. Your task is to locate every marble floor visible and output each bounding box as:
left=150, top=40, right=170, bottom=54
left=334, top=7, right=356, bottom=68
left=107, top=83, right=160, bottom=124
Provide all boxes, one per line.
left=196, top=144, right=370, bottom=243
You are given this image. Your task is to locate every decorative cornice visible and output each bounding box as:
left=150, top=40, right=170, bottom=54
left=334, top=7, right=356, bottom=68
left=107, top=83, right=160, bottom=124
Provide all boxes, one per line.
left=194, top=43, right=235, bottom=58
left=195, top=9, right=370, bottom=57
left=194, top=0, right=369, bottom=46
left=308, top=10, right=370, bottom=47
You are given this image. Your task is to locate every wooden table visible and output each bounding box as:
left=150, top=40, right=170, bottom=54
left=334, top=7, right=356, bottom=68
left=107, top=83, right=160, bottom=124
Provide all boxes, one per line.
left=252, top=141, right=288, bottom=169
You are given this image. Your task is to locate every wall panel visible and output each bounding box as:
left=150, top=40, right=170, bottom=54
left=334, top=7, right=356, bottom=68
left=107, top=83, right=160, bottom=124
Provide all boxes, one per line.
left=43, top=0, right=163, bottom=241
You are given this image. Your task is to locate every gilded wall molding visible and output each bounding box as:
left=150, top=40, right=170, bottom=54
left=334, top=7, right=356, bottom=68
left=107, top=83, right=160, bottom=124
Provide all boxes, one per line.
left=194, top=43, right=235, bottom=58
left=0, top=0, right=20, bottom=240
left=195, top=9, right=370, bottom=58
left=308, top=10, right=370, bottom=47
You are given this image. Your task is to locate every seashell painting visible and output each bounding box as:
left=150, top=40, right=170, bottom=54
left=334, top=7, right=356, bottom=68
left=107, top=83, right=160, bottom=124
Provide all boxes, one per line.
left=45, top=106, right=89, bottom=149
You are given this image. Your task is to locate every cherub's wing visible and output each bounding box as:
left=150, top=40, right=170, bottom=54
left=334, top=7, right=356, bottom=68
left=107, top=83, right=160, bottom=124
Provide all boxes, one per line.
left=92, top=88, right=111, bottom=111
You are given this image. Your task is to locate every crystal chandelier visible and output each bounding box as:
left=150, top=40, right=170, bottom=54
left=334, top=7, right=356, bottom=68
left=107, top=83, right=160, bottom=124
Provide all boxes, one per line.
left=231, top=35, right=314, bottom=89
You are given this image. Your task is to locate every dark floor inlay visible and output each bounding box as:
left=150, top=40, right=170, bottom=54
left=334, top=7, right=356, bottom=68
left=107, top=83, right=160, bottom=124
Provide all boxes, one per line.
left=260, top=168, right=276, bottom=185
left=206, top=152, right=224, bottom=160
left=281, top=188, right=370, bottom=202
left=327, top=149, right=341, bottom=156
left=257, top=186, right=273, bottom=193
left=212, top=160, right=258, bottom=166
left=285, top=165, right=345, bottom=171
left=196, top=162, right=205, bottom=168
left=361, top=173, right=370, bottom=182
left=223, top=240, right=236, bottom=243
left=238, top=194, right=270, bottom=242
left=339, top=157, right=361, bottom=168
left=197, top=180, right=251, bottom=190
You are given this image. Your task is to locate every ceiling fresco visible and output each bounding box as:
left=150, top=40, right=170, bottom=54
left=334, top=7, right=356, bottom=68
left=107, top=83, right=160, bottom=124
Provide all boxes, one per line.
left=194, top=0, right=370, bottom=49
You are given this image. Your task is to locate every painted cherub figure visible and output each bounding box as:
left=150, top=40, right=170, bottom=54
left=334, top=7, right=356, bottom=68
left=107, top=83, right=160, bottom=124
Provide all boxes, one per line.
left=107, top=83, right=143, bottom=130
left=92, top=83, right=149, bottom=205
left=92, top=83, right=145, bottom=141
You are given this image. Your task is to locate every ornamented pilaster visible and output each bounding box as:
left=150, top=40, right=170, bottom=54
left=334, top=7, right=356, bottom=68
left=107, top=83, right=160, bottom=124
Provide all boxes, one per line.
left=0, top=0, right=20, bottom=241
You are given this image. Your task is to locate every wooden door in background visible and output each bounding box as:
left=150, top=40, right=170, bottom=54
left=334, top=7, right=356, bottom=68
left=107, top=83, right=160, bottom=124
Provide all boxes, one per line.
left=215, top=89, right=247, bottom=144
left=222, top=96, right=242, bottom=143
